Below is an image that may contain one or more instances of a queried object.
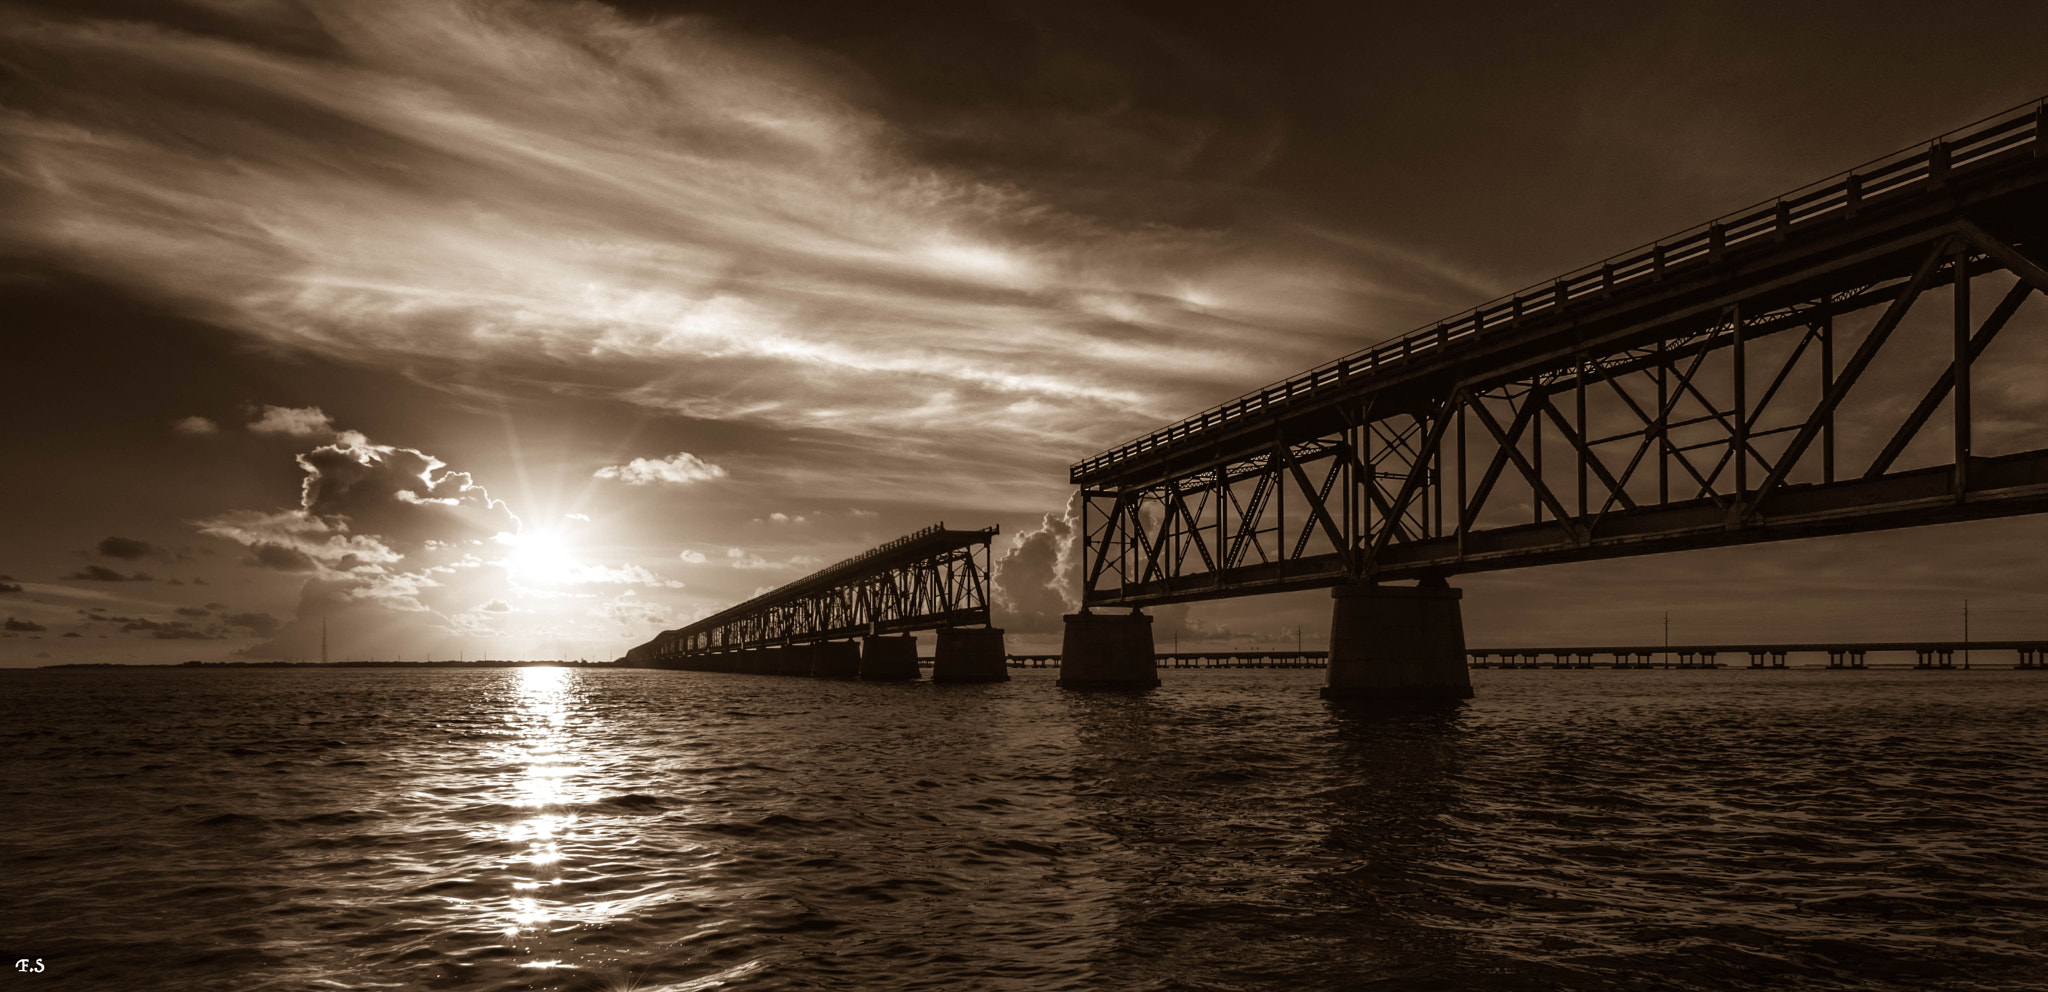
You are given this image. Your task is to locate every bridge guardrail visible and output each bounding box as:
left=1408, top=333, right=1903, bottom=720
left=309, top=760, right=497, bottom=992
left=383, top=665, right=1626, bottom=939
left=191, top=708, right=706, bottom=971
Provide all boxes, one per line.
left=1071, top=97, right=2047, bottom=485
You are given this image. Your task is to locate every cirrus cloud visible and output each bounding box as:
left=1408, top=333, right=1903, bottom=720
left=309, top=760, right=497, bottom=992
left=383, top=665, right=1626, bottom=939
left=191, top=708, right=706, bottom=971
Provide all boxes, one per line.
left=0, top=0, right=1429, bottom=516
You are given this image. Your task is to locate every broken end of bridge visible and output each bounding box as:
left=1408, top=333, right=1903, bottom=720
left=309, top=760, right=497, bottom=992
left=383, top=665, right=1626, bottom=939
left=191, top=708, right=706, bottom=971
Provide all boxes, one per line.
left=622, top=523, right=1012, bottom=683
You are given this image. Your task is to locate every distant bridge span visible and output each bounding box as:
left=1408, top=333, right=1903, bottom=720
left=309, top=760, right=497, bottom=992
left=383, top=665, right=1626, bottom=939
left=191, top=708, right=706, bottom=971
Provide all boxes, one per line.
left=624, top=525, right=1010, bottom=681
left=1061, top=98, right=2048, bottom=698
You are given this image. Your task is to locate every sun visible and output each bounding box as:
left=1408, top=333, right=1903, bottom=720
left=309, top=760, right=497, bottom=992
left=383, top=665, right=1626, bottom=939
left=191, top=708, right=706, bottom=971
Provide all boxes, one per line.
left=503, top=530, right=579, bottom=584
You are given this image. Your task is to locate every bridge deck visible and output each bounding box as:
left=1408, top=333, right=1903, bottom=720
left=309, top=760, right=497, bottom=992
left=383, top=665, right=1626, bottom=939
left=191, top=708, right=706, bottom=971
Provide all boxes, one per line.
left=1073, top=98, right=2048, bottom=490
left=626, top=524, right=996, bottom=663
left=680, top=524, right=992, bottom=635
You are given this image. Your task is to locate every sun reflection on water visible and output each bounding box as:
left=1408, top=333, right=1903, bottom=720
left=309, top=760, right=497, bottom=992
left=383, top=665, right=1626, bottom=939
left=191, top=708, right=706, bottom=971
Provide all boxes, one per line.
left=497, top=666, right=582, bottom=940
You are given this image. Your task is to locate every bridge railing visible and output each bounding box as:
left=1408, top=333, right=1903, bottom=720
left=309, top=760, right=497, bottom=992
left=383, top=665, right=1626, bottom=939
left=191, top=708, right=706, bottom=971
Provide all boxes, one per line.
left=1072, top=97, right=2046, bottom=485
left=735, top=522, right=950, bottom=613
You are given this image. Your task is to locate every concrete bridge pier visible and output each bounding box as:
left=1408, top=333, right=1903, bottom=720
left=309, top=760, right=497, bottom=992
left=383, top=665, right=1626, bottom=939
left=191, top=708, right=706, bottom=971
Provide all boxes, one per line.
left=932, top=627, right=1010, bottom=683
left=1057, top=610, right=1159, bottom=689
left=1321, top=580, right=1472, bottom=702
left=811, top=640, right=862, bottom=677
left=860, top=635, right=921, bottom=680
left=760, top=644, right=804, bottom=676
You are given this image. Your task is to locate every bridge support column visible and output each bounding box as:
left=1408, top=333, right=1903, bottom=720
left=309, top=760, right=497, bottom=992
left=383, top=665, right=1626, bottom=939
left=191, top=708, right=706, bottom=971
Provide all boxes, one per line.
left=811, top=640, right=861, bottom=677
left=932, top=627, right=1010, bottom=683
left=860, top=635, right=921, bottom=680
left=764, top=644, right=810, bottom=676
left=1320, top=582, right=1473, bottom=702
left=1057, top=610, right=1159, bottom=689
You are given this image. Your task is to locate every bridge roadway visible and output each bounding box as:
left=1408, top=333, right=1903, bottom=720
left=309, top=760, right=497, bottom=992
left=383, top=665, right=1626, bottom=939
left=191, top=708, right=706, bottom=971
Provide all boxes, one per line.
left=1469, top=641, right=2048, bottom=669
left=1055, top=97, right=2048, bottom=700
left=1002, top=644, right=2048, bottom=670
left=622, top=524, right=1013, bottom=682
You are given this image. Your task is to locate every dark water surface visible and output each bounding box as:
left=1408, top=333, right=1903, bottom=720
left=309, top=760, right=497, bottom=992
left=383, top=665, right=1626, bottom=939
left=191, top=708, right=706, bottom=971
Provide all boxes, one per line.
left=4, top=667, right=2047, bottom=991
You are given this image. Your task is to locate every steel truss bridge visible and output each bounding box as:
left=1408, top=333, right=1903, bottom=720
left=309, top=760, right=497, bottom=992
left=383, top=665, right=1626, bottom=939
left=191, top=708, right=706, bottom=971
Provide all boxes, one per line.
left=1073, top=99, right=2048, bottom=609
left=626, top=525, right=995, bottom=665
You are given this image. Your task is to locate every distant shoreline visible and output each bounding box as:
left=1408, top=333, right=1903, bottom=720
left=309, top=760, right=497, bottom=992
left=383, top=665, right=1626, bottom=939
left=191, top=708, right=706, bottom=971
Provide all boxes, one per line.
left=37, top=660, right=625, bottom=669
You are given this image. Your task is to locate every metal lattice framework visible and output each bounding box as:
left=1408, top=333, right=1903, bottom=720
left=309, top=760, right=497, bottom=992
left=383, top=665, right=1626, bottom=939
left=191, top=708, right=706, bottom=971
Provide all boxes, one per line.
left=632, top=525, right=995, bottom=663
left=1074, top=99, right=2048, bottom=608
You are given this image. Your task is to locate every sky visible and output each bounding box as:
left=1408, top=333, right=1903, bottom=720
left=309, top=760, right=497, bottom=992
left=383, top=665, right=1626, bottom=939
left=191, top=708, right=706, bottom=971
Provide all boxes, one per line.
left=5, top=0, right=2048, bottom=665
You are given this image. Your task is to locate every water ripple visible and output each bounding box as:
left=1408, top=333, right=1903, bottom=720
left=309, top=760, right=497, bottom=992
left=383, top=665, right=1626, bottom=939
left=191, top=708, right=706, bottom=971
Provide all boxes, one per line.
left=2, top=666, right=2045, bottom=990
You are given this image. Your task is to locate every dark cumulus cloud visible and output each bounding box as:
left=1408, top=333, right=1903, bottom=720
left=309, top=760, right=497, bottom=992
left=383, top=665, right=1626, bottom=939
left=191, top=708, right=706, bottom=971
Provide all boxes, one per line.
left=224, top=612, right=282, bottom=636
left=120, top=618, right=214, bottom=640
left=245, top=543, right=318, bottom=572
left=66, top=565, right=152, bottom=582
left=201, top=431, right=527, bottom=659
left=991, top=492, right=1082, bottom=633
left=4, top=617, right=47, bottom=632
left=0, top=582, right=22, bottom=594
left=96, top=536, right=163, bottom=560
left=201, top=432, right=516, bottom=591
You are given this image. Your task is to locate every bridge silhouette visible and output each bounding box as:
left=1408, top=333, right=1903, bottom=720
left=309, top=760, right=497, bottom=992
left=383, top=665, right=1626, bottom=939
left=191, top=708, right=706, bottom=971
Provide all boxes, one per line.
left=629, top=98, right=2048, bottom=700
left=1057, top=97, right=2048, bottom=698
left=624, top=525, right=1010, bottom=682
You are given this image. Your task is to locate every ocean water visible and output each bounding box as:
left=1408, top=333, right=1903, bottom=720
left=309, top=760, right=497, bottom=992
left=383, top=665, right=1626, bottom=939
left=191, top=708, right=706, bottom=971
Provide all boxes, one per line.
left=3, top=666, right=2046, bottom=991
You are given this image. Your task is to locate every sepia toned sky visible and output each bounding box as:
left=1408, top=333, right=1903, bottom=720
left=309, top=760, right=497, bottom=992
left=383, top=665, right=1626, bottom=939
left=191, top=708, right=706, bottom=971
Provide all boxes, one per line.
left=6, top=0, right=2048, bottom=665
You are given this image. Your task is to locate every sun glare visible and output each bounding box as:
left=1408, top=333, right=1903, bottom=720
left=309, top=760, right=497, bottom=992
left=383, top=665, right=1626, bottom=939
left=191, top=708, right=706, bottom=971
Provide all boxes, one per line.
left=504, top=530, right=578, bottom=584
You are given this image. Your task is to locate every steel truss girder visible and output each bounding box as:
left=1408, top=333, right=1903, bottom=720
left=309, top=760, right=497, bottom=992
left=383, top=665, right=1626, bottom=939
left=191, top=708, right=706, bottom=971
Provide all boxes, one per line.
left=638, top=527, right=994, bottom=661
left=1081, top=219, right=2048, bottom=609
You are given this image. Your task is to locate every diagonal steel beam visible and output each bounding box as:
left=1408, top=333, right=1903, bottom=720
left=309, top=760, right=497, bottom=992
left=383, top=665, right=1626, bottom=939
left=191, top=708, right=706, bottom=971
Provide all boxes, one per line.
left=1085, top=492, right=1126, bottom=589
left=1467, top=394, right=1580, bottom=540
left=1363, top=401, right=1454, bottom=572
left=1670, top=356, right=1773, bottom=479
left=1135, top=491, right=1177, bottom=586
left=1285, top=450, right=1349, bottom=561
left=1590, top=354, right=1724, bottom=506
left=1349, top=444, right=1404, bottom=541
left=1956, top=220, right=2048, bottom=295
left=1865, top=279, right=2032, bottom=478
left=1459, top=390, right=1544, bottom=530
left=1595, top=338, right=1720, bottom=520
left=1744, top=236, right=1955, bottom=519
left=1539, top=398, right=1637, bottom=512
left=1743, top=324, right=1819, bottom=438
left=1224, top=468, right=1273, bottom=568
left=1172, top=487, right=1219, bottom=573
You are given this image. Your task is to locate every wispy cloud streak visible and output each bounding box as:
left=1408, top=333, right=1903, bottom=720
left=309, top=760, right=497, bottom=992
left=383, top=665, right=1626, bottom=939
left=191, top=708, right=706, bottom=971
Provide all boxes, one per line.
left=0, top=0, right=1456, bottom=490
